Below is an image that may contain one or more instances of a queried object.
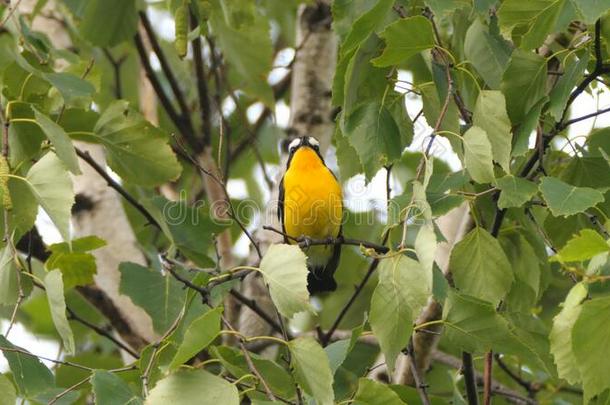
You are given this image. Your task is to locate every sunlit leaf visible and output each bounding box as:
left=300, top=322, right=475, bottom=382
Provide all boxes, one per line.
left=463, top=126, right=495, bottom=184
left=44, top=270, right=75, bottom=355
left=551, top=229, right=610, bottom=263
left=25, top=152, right=74, bottom=241
left=146, top=369, right=239, bottom=405
left=259, top=244, right=312, bottom=319
left=550, top=282, right=587, bottom=385
left=289, top=337, right=334, bottom=405
left=168, top=307, right=222, bottom=370
left=473, top=91, right=512, bottom=172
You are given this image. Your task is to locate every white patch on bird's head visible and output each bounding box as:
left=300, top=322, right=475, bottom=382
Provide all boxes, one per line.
left=307, top=136, right=319, bottom=148
left=288, top=138, right=301, bottom=153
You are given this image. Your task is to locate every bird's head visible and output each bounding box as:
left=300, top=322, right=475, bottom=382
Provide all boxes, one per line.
left=286, top=136, right=324, bottom=169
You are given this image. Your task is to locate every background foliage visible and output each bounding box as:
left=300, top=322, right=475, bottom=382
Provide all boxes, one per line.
left=1, top=0, right=610, bottom=404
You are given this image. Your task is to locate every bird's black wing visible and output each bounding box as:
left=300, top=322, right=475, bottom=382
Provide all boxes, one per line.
left=277, top=175, right=288, bottom=243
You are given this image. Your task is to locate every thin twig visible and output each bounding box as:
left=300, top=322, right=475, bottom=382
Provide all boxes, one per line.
left=142, top=306, right=185, bottom=397
left=139, top=11, right=192, bottom=123
left=494, top=354, right=538, bottom=398
left=558, top=106, right=610, bottom=130
left=406, top=339, right=431, bottom=405
left=0, top=0, right=23, bottom=28
left=160, top=254, right=287, bottom=337
left=102, top=48, right=126, bottom=99
left=222, top=316, right=277, bottom=401
left=173, top=136, right=263, bottom=258
left=191, top=13, right=213, bottom=147
left=133, top=32, right=200, bottom=150
left=321, top=233, right=388, bottom=345
left=66, top=307, right=139, bottom=358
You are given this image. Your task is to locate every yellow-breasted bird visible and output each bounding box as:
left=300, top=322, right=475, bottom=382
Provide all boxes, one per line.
left=278, top=136, right=343, bottom=294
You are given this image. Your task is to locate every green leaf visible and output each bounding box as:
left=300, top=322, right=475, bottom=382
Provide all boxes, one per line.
left=550, top=282, right=587, bottom=385
left=539, top=176, right=605, bottom=217
left=119, top=262, right=185, bottom=334
left=45, top=236, right=106, bottom=289
left=570, top=0, right=609, bottom=24
left=560, top=157, right=610, bottom=190
left=259, top=244, right=312, bottom=319
left=501, top=234, right=541, bottom=310
left=343, top=35, right=390, bottom=117
left=146, top=369, right=239, bottom=405
left=352, top=378, right=407, bottom=405
left=169, top=307, right=222, bottom=370
left=0, top=374, right=16, bottom=405
left=463, top=126, right=495, bottom=184
left=442, top=290, right=509, bottom=353
left=572, top=295, right=610, bottom=401
left=32, top=107, right=80, bottom=174
left=212, top=346, right=296, bottom=399
left=588, top=127, right=610, bottom=157
left=334, top=124, right=363, bottom=179
left=44, top=72, right=96, bottom=105
left=325, top=319, right=364, bottom=375
left=72, top=101, right=182, bottom=187
left=340, top=0, right=394, bottom=55
left=209, top=4, right=274, bottom=106
left=496, top=175, right=538, bottom=208
left=341, top=102, right=402, bottom=180
left=551, top=229, right=610, bottom=262
left=512, top=96, right=548, bottom=157
left=79, top=0, right=138, bottom=47
left=370, top=255, right=430, bottom=373
left=91, top=370, right=143, bottom=405
left=415, top=224, right=437, bottom=273
left=501, top=49, right=548, bottom=125
left=10, top=52, right=95, bottom=104
left=0, top=335, right=55, bottom=398
left=372, top=16, right=435, bottom=67
left=44, top=270, right=75, bottom=355
left=549, top=53, right=589, bottom=121
left=289, top=337, right=334, bottom=405
left=464, top=18, right=512, bottom=89
left=149, top=196, right=227, bottom=268
left=25, top=152, right=74, bottom=241
left=0, top=246, right=19, bottom=306
left=449, top=227, right=514, bottom=305
left=498, top=0, right=575, bottom=50
left=473, top=91, right=512, bottom=172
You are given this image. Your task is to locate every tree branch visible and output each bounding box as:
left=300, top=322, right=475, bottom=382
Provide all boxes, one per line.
left=75, top=148, right=161, bottom=230
left=262, top=225, right=390, bottom=254
left=139, top=11, right=192, bottom=125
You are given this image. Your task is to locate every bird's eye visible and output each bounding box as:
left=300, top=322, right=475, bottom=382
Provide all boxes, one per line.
left=313, top=145, right=320, bottom=151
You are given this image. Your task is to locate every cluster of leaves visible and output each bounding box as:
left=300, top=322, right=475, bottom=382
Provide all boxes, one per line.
left=0, top=0, right=610, bottom=404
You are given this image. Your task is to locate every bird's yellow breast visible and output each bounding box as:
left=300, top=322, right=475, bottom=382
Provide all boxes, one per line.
left=283, top=147, right=342, bottom=240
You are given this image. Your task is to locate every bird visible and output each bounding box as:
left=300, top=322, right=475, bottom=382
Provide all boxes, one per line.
left=278, top=136, right=343, bottom=294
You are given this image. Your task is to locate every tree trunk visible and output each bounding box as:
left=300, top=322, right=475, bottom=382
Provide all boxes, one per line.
left=238, top=0, right=338, bottom=338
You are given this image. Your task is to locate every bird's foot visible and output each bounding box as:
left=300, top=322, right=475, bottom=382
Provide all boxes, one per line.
left=300, top=235, right=312, bottom=247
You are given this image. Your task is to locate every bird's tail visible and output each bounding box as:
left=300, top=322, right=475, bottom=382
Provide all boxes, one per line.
left=307, top=268, right=337, bottom=294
